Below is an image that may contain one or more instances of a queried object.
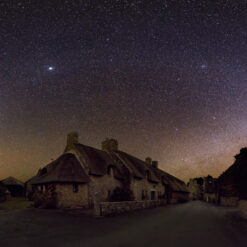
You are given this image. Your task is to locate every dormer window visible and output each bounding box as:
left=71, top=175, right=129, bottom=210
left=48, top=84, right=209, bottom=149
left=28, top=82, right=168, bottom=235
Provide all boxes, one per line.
left=107, top=166, right=114, bottom=176
left=40, top=168, right=47, bottom=176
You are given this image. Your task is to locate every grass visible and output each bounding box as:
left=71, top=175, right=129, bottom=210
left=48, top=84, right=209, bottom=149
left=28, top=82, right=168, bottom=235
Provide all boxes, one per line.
left=0, top=197, right=33, bottom=210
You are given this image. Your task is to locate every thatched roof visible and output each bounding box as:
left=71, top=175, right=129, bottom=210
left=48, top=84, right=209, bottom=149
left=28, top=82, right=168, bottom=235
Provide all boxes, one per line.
left=113, top=151, right=188, bottom=191
left=155, top=169, right=189, bottom=193
left=114, top=151, right=160, bottom=183
left=31, top=153, right=90, bottom=184
left=25, top=175, right=37, bottom=185
left=31, top=137, right=188, bottom=193
left=1, top=177, right=24, bottom=187
left=74, top=143, right=188, bottom=192
left=74, top=143, right=127, bottom=180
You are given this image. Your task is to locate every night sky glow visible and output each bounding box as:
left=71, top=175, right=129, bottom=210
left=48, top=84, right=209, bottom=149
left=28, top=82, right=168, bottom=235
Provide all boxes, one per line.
left=0, top=1, right=247, bottom=182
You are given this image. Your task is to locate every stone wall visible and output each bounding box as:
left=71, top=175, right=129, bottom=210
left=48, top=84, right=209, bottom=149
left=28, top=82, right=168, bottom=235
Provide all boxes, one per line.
left=130, top=177, right=165, bottom=201
left=100, top=200, right=167, bottom=216
left=56, top=183, right=88, bottom=209
left=88, top=172, right=123, bottom=206
left=239, top=200, right=247, bottom=218
left=219, top=196, right=238, bottom=206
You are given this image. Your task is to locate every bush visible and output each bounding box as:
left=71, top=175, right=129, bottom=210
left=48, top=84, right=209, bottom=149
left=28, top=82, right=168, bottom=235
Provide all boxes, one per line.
left=109, top=187, right=134, bottom=202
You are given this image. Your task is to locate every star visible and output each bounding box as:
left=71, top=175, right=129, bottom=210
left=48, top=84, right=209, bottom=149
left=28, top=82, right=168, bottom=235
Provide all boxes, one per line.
left=48, top=66, right=54, bottom=71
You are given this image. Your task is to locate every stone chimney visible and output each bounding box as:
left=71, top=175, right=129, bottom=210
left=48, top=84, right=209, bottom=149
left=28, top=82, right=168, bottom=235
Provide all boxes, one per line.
left=145, top=157, right=152, bottom=165
left=152, top=161, right=158, bottom=169
left=65, top=131, right=79, bottom=152
left=101, top=138, right=118, bottom=152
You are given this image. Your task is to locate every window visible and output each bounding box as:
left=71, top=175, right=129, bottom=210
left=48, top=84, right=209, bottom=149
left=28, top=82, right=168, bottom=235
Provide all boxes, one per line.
left=107, top=190, right=111, bottom=199
left=107, top=166, right=113, bottom=176
left=151, top=191, right=155, bottom=200
left=45, top=184, right=48, bottom=192
left=73, top=184, right=78, bottom=193
left=142, top=190, right=145, bottom=200
left=40, top=185, right=44, bottom=192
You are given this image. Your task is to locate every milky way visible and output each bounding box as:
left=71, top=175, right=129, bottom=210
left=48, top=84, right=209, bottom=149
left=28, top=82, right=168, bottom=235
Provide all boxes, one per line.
left=0, top=1, right=247, bottom=181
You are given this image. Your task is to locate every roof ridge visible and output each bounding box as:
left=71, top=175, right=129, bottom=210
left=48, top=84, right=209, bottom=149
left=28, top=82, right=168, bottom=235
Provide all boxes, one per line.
left=74, top=142, right=109, bottom=154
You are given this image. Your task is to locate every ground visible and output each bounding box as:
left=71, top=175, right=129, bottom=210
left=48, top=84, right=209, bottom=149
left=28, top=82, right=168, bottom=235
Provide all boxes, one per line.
left=0, top=201, right=247, bottom=247
left=0, top=197, right=32, bottom=210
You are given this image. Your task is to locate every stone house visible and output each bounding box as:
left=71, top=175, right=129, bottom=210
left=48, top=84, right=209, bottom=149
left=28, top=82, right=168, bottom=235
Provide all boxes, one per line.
left=217, top=148, right=247, bottom=207
left=31, top=132, right=189, bottom=209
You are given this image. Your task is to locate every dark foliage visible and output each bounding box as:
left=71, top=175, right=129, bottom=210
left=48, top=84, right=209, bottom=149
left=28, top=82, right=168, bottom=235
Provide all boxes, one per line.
left=195, top=177, right=204, bottom=185
left=109, top=187, right=134, bottom=202
left=33, top=191, right=57, bottom=209
left=219, top=147, right=247, bottom=199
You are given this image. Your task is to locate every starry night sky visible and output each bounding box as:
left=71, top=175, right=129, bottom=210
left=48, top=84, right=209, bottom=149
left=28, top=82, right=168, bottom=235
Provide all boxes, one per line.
left=0, top=0, right=247, bottom=182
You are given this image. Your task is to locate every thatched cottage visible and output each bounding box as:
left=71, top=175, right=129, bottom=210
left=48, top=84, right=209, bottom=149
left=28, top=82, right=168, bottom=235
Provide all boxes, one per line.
left=31, top=132, right=189, bottom=209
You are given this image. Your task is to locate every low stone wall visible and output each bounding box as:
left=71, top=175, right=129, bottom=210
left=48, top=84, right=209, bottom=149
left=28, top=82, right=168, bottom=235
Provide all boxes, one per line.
left=239, top=200, right=247, bottom=218
left=100, top=200, right=167, bottom=216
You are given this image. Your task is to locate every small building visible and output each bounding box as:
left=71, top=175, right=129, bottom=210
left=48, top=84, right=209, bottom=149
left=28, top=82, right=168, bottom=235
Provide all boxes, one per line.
left=31, top=132, right=189, bottom=209
left=1, top=177, right=24, bottom=197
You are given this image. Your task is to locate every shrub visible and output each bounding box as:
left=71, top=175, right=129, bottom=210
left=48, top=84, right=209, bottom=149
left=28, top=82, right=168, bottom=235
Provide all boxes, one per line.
left=109, top=187, right=134, bottom=202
